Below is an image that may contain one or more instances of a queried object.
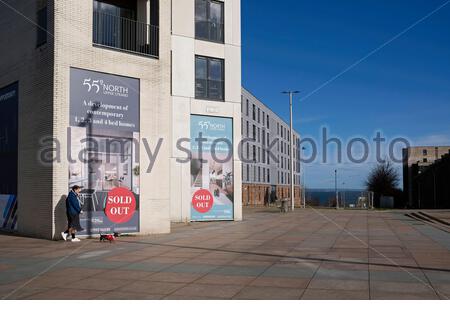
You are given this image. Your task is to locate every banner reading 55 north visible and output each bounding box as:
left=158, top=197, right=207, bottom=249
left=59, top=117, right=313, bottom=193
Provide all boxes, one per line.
left=190, top=115, right=234, bottom=221
left=69, top=68, right=140, bottom=235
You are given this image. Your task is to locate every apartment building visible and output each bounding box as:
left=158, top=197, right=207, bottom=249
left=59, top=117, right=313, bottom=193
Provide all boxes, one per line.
left=241, top=88, right=302, bottom=207
left=0, top=0, right=241, bottom=239
left=402, top=146, right=450, bottom=208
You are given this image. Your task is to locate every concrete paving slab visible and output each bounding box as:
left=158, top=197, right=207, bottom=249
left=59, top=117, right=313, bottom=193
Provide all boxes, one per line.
left=0, top=208, right=449, bottom=300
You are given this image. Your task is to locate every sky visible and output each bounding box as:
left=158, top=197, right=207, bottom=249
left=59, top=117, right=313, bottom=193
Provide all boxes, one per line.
left=241, top=0, right=450, bottom=189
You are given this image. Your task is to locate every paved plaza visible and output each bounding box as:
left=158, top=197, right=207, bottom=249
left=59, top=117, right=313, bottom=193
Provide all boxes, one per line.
left=0, top=208, right=449, bottom=300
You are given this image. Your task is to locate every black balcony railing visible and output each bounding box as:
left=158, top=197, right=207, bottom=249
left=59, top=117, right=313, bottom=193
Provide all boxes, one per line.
left=93, top=10, right=159, bottom=58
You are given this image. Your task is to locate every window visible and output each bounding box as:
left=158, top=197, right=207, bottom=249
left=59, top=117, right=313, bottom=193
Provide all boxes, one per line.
left=262, top=112, right=265, bottom=126
left=423, top=149, right=428, bottom=156
left=267, top=169, right=270, bottom=183
left=252, top=104, right=256, bottom=120
left=246, top=99, right=249, bottom=116
left=252, top=125, right=256, bottom=141
left=253, top=145, right=256, bottom=162
left=258, top=108, right=260, bottom=123
left=195, top=0, right=224, bottom=43
left=267, top=115, right=270, bottom=128
left=246, top=121, right=249, bottom=137
left=257, top=128, right=260, bottom=142
left=423, top=158, right=428, bottom=163
left=195, top=56, right=224, bottom=101
left=37, top=6, right=47, bottom=47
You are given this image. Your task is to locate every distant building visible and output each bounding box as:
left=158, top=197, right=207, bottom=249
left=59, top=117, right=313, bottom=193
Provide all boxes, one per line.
left=415, top=154, right=450, bottom=209
left=241, top=88, right=302, bottom=206
left=402, top=146, right=450, bottom=208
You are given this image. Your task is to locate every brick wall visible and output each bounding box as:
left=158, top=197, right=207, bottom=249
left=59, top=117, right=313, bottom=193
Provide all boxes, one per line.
left=52, top=0, right=172, bottom=238
left=0, top=0, right=55, bottom=238
left=243, top=184, right=302, bottom=207
left=0, top=0, right=173, bottom=239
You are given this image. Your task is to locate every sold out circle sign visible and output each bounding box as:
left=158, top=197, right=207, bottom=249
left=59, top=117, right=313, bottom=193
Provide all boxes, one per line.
left=104, top=187, right=136, bottom=224
left=192, top=189, right=213, bottom=214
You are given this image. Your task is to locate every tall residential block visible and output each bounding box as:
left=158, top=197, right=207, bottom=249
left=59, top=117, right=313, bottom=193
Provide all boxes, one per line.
left=241, top=88, right=302, bottom=207
left=0, top=0, right=242, bottom=239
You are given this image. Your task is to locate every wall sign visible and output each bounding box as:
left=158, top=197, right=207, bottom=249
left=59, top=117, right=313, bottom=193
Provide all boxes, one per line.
left=69, top=68, right=140, bottom=235
left=190, top=115, right=234, bottom=221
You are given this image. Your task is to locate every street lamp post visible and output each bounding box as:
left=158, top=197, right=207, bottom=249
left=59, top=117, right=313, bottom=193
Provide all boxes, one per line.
left=335, top=169, right=339, bottom=209
left=282, top=90, right=299, bottom=212
left=302, top=147, right=306, bottom=208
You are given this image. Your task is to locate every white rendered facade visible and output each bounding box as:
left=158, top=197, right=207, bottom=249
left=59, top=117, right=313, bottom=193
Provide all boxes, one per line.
left=170, top=0, right=242, bottom=222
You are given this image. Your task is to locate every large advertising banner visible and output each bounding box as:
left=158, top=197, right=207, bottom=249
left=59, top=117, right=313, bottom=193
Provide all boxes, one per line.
left=69, top=68, right=140, bottom=235
left=190, top=115, right=234, bottom=221
left=0, top=82, right=18, bottom=231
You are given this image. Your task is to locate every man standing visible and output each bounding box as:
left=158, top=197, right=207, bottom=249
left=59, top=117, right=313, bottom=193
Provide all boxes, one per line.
left=62, top=185, right=84, bottom=242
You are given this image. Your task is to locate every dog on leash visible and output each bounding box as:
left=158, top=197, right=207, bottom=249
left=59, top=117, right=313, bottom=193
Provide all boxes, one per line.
left=100, top=233, right=119, bottom=243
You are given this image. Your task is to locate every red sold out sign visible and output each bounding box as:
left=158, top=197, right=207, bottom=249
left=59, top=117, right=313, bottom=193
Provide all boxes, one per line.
left=104, top=187, right=136, bottom=224
left=192, top=189, right=213, bottom=214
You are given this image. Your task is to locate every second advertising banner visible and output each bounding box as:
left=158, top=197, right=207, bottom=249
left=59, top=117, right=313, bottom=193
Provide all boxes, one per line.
left=190, top=115, right=234, bottom=221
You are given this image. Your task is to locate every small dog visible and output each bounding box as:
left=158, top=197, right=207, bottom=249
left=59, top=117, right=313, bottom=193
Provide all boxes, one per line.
left=100, top=233, right=119, bottom=243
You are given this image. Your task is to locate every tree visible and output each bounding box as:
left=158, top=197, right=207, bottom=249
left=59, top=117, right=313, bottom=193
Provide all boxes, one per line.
left=366, top=161, right=401, bottom=207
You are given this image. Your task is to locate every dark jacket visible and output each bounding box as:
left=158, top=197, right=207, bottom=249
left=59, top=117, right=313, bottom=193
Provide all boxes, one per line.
left=66, top=191, right=81, bottom=216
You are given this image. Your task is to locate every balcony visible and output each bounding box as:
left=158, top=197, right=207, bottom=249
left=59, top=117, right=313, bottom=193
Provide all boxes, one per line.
left=93, top=9, right=159, bottom=58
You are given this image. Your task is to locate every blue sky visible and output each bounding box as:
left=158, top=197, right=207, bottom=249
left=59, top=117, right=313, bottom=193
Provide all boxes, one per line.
left=241, top=0, right=450, bottom=189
